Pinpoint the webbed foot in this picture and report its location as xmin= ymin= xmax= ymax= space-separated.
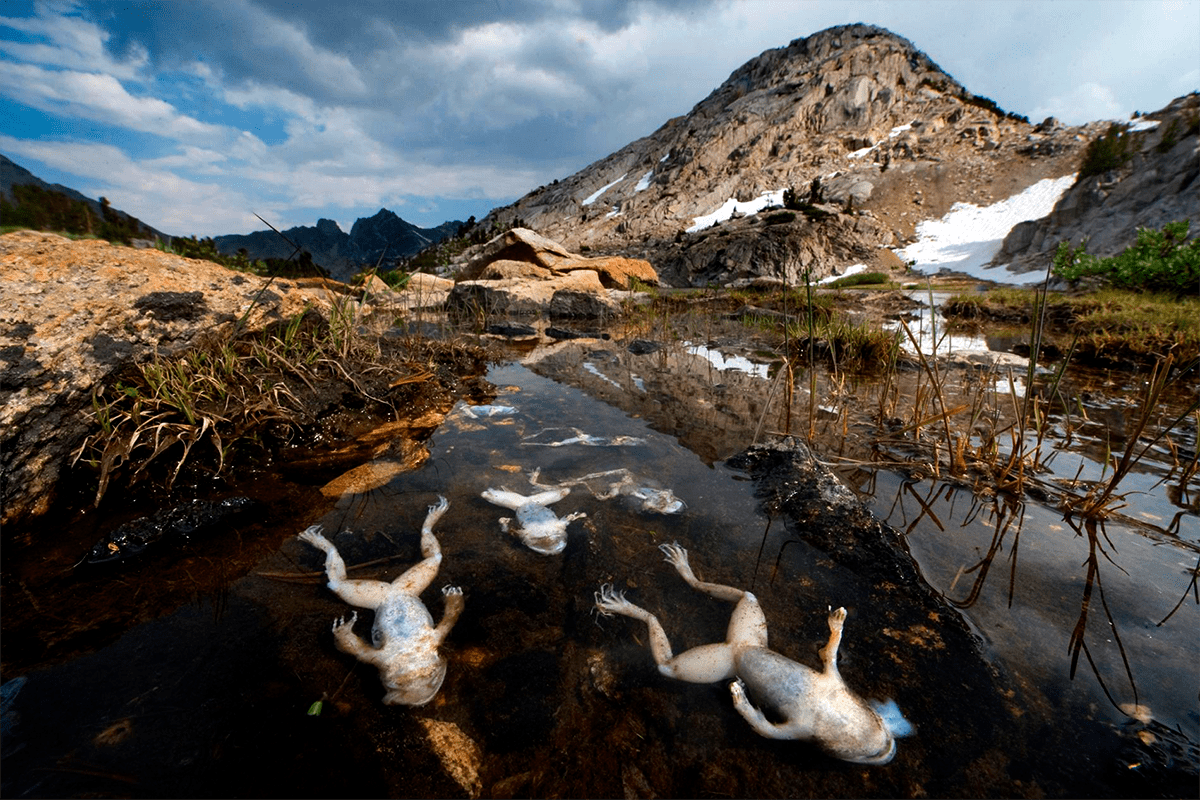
xmin=427 ymin=495 xmax=449 ymax=517
xmin=331 ymin=611 xmax=359 ymax=634
xmin=659 ymin=541 xmax=699 ymax=581
xmin=829 ymin=606 xmax=847 ymax=630
xmin=298 ymin=525 xmax=332 ymax=550
xmin=594 ymin=583 xmax=634 ymax=617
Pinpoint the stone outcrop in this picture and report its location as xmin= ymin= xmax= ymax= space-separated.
xmin=475 ymin=24 xmax=1100 ymax=286
xmin=0 ymin=231 xmax=348 ymax=527
xmin=994 ymin=93 xmax=1200 ymax=273
xmin=361 ymin=272 xmax=455 ymax=310
xmin=450 ymin=269 xmax=621 ymax=319
xmin=459 ymin=227 xmax=659 ymax=289
xmin=446 ymin=228 xmax=655 ymax=319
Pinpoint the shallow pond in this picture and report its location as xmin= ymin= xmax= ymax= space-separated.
xmin=2 ymin=313 xmax=1197 ymax=798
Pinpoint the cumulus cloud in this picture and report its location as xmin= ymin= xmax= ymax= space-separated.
xmin=1 ymin=0 xmax=1196 ymax=238
xmin=0 ymin=4 xmax=147 ymax=80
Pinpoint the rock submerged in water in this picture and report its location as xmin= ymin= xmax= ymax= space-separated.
xmin=82 ymin=496 xmax=260 ymax=567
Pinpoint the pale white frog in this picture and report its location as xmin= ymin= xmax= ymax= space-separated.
xmin=595 ymin=542 xmax=912 ymax=764
xmin=527 ymin=467 xmax=685 ymax=515
xmin=298 ymin=497 xmax=464 ymax=706
xmin=480 ymin=486 xmax=586 ymax=555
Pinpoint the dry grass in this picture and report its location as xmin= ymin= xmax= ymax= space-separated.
xmin=73 ymin=294 xmax=488 ymax=506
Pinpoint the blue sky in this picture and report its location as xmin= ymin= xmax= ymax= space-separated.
xmin=1 ymin=0 xmax=1197 ymax=239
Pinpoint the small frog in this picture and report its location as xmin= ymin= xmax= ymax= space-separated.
xmin=527 ymin=467 xmax=685 ymax=515
xmin=480 ymin=486 xmax=586 ymax=555
xmin=595 ymin=542 xmax=912 ymax=764
xmin=298 ymin=497 xmax=464 ymax=706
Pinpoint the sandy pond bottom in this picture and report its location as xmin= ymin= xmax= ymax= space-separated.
xmin=1 ymin=340 xmax=1197 ymax=798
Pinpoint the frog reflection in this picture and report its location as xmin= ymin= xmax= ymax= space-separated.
xmin=298 ymin=497 xmax=464 ymax=706
xmin=596 ymin=542 xmax=912 ymax=764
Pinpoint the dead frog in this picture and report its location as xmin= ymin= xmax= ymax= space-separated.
xmin=298 ymin=497 xmax=464 ymax=706
xmin=480 ymin=486 xmax=586 ymax=555
xmin=595 ymin=542 xmax=912 ymax=764
xmin=527 ymin=467 xmax=685 ymax=515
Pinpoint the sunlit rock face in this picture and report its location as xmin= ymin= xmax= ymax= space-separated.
xmin=0 ymin=231 xmax=339 ymax=528
xmin=475 ymin=23 xmax=1107 ymax=286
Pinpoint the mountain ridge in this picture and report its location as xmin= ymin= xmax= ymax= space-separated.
xmin=214 ymin=210 xmax=462 ymax=282
xmin=1 ymin=153 xmax=171 ymax=243
xmin=477 ymin=23 xmax=1108 ymax=286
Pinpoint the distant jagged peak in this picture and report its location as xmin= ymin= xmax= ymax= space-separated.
xmin=315 ymin=218 xmax=343 ymax=236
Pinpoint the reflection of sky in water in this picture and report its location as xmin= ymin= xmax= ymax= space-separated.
xmin=890 ymin=291 xmax=992 ymax=357
xmin=684 ymin=342 xmax=770 ymax=379
xmin=583 ymin=362 xmax=622 ymax=389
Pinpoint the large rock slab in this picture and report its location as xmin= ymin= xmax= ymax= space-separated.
xmin=449 ymin=270 xmax=620 ymax=318
xmin=459 ymin=227 xmax=659 ymax=289
xmin=0 ymin=231 xmax=339 ymax=528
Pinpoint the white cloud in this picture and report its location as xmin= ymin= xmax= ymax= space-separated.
xmin=0 ymin=60 xmax=230 ymax=143
xmin=0 ymin=5 xmax=147 ymax=80
xmin=1030 ymin=81 xmax=1126 ymax=125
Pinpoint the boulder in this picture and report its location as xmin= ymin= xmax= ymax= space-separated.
xmin=459 ymin=228 xmax=576 ymax=279
xmin=479 ymin=259 xmax=556 ymax=281
xmin=0 ymin=231 xmax=340 ymax=528
xmin=559 ymin=255 xmax=659 ymax=289
xmin=449 ymin=270 xmax=615 ymax=318
xmin=363 ymin=272 xmax=454 ymax=310
xmin=458 ymin=227 xmax=659 ymax=289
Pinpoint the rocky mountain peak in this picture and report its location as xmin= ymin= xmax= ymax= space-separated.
xmin=479 ymin=24 xmax=1099 ymax=286
xmin=315 ymin=218 xmax=343 ymax=237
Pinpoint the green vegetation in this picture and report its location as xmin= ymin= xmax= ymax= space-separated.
xmin=385 ymin=216 xmax=527 ymax=278
xmin=827 ymin=271 xmax=889 ymax=289
xmin=944 ymin=285 xmax=1200 ymax=364
xmin=0 ymin=184 xmax=152 ymax=244
xmin=781 ymin=183 xmax=833 ymax=221
xmin=160 ymin=236 xmax=330 ymax=279
xmin=1051 ymin=220 xmax=1199 ymax=296
xmin=1077 ymin=123 xmax=1136 ymax=178
xmin=764 ymin=211 xmax=796 ymax=225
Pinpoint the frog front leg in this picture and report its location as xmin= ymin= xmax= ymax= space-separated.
xmin=730 ymin=679 xmax=804 ymax=740
xmin=330 ymin=611 xmax=387 ymax=668
xmin=433 ymin=585 xmax=465 ymax=645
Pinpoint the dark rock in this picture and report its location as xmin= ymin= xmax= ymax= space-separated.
xmin=626 ymin=339 xmax=662 ymax=355
xmin=486 ymin=322 xmax=538 ymax=337
xmin=133 ymin=291 xmax=207 ymax=322
xmin=82 ymin=496 xmax=260 ymax=567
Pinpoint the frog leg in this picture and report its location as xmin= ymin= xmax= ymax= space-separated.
xmin=820 ymin=606 xmax=848 ymax=677
xmin=329 ymin=612 xmax=387 ymax=667
xmin=433 ymin=585 xmax=465 ymax=644
xmin=729 ymin=679 xmax=805 ymax=740
xmin=298 ymin=526 xmax=392 ymax=609
xmin=659 ymin=542 xmax=749 ymax=603
xmin=595 ymin=584 xmax=736 ymax=684
xmin=392 ymin=497 xmax=450 ymax=596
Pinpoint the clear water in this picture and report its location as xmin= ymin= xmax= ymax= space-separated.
xmin=2 ymin=325 xmax=1196 ymax=798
